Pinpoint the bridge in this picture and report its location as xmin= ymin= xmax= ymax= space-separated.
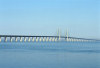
xmin=0 ymin=35 xmax=99 ymax=42
xmin=0 ymin=30 xmax=100 ymax=42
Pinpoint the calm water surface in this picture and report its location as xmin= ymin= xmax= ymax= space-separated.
xmin=0 ymin=42 xmax=100 ymax=68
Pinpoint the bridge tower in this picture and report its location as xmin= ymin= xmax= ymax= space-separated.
xmin=67 ymin=30 xmax=69 ymax=41
xmin=57 ymin=28 xmax=61 ymax=41
xmin=65 ymin=29 xmax=69 ymax=41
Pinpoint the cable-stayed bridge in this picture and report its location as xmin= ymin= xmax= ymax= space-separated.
xmin=0 ymin=29 xmax=100 ymax=42
xmin=0 ymin=35 xmax=99 ymax=42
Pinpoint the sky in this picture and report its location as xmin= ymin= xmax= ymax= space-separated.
xmin=0 ymin=0 xmax=100 ymax=39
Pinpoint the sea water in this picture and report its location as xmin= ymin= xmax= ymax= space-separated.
xmin=0 ymin=42 xmax=100 ymax=68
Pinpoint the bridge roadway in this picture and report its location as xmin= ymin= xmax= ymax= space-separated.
xmin=0 ymin=35 xmax=100 ymax=42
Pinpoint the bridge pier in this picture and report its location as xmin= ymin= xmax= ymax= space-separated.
xmin=71 ymin=38 xmax=73 ymax=42
xmin=15 ymin=37 xmax=18 ymax=42
xmin=55 ymin=37 xmax=57 ymax=41
xmin=85 ymin=40 xmax=88 ymax=42
xmin=57 ymin=38 xmax=59 ymax=41
xmin=67 ymin=38 xmax=69 ymax=41
xmin=36 ymin=37 xmax=38 ymax=42
xmin=65 ymin=38 xmax=67 ymax=41
xmin=52 ymin=37 xmax=55 ymax=42
xmin=76 ymin=39 xmax=78 ymax=42
xmin=76 ymin=39 xmax=79 ymax=42
xmin=81 ymin=39 xmax=83 ymax=42
xmin=0 ymin=37 xmax=1 ymax=42
xmin=78 ymin=39 xmax=81 ymax=42
xmin=28 ymin=37 xmax=31 ymax=42
xmin=75 ymin=39 xmax=77 ymax=42
xmin=20 ymin=37 xmax=22 ymax=42
xmin=5 ymin=37 xmax=7 ymax=42
xmin=59 ymin=36 xmax=60 ymax=41
xmin=10 ymin=37 xmax=13 ymax=42
xmin=49 ymin=37 xmax=51 ymax=42
xmin=43 ymin=37 xmax=45 ymax=42
xmin=73 ymin=39 xmax=76 ymax=42
xmin=39 ymin=37 xmax=42 ymax=42
xmin=46 ymin=37 xmax=49 ymax=42
xmin=68 ymin=38 xmax=71 ymax=42
xmin=24 ymin=37 xmax=26 ymax=42
xmin=32 ymin=37 xmax=34 ymax=42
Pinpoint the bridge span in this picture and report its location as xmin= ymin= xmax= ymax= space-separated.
xmin=0 ymin=35 xmax=99 ymax=42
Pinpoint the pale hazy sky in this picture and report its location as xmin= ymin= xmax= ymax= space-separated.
xmin=0 ymin=0 xmax=100 ymax=39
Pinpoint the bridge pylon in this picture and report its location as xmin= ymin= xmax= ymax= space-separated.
xmin=57 ymin=28 xmax=61 ymax=41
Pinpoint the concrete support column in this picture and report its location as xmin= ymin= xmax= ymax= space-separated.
xmin=10 ymin=37 xmax=13 ymax=42
xmin=74 ymin=39 xmax=76 ymax=42
xmin=59 ymin=36 xmax=60 ymax=41
xmin=55 ymin=37 xmax=57 ymax=42
xmin=46 ymin=37 xmax=48 ymax=42
xmin=57 ymin=38 xmax=59 ymax=41
xmin=28 ymin=37 xmax=31 ymax=42
xmin=32 ymin=37 xmax=34 ymax=42
xmin=0 ymin=37 xmax=1 ymax=42
xmin=67 ymin=38 xmax=69 ymax=41
xmin=39 ymin=37 xmax=42 ymax=42
xmin=77 ymin=39 xmax=79 ymax=42
xmin=15 ymin=37 xmax=18 ymax=42
xmin=81 ymin=40 xmax=84 ymax=42
xmin=5 ymin=37 xmax=7 ymax=42
xmin=78 ymin=39 xmax=81 ymax=42
xmin=71 ymin=38 xmax=74 ymax=42
xmin=24 ymin=37 xmax=26 ymax=42
xmin=65 ymin=38 xmax=66 ymax=41
xmin=85 ymin=40 xmax=88 ymax=42
xmin=86 ymin=40 xmax=89 ymax=42
xmin=20 ymin=37 xmax=22 ymax=42
xmin=73 ymin=39 xmax=75 ymax=42
xmin=43 ymin=37 xmax=45 ymax=42
xmin=68 ymin=38 xmax=71 ymax=42
xmin=52 ymin=37 xmax=54 ymax=42
xmin=36 ymin=37 xmax=38 ymax=42
xmin=49 ymin=37 xmax=51 ymax=42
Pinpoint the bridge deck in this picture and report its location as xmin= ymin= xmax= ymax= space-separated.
xmin=0 ymin=35 xmax=100 ymax=41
